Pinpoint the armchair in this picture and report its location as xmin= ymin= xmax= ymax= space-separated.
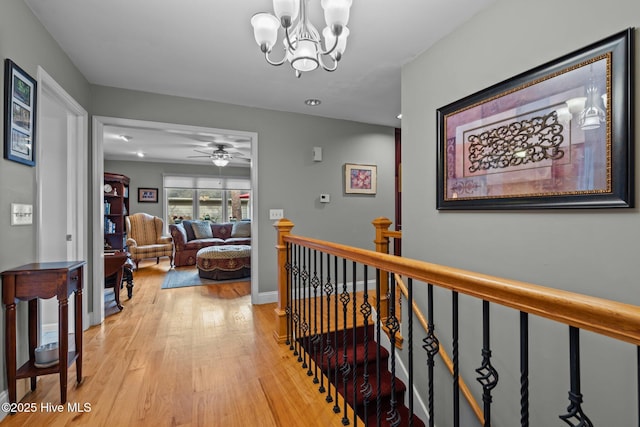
xmin=126 ymin=213 xmax=174 ymax=268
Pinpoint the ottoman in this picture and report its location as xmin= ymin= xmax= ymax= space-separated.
xmin=196 ymin=245 xmax=251 ymax=280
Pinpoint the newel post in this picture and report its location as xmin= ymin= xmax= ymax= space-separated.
xmin=372 ymin=217 xmax=392 ymax=319
xmin=274 ymin=218 xmax=294 ymax=343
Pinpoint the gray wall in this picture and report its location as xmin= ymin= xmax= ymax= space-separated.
xmin=402 ymin=0 xmax=639 ymax=425
xmin=93 ymin=86 xmax=396 ymax=297
xmin=0 ymin=0 xmax=91 ymax=399
xmin=104 ymin=159 xmax=250 ymax=219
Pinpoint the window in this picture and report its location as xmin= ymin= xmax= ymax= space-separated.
xmin=164 ymin=175 xmax=251 ymax=226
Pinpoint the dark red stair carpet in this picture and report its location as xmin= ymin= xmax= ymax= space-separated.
xmin=300 ymin=325 xmax=426 ymax=427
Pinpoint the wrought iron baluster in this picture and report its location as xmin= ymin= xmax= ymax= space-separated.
xmin=376 ymin=269 xmax=382 ymax=427
xmin=285 ymin=242 xmax=292 ymax=348
xmin=453 ymin=291 xmax=459 ymax=427
xmin=423 ymin=284 xmax=439 ymax=427
xmin=324 ymin=253 xmax=335 ymax=402
xmin=311 ymin=249 xmax=321 ymax=382
xmin=351 ymin=261 xmax=358 ymax=426
xmin=408 ymin=278 xmax=414 ymax=427
xmin=340 ymin=257 xmax=351 ymax=425
xmin=520 ymin=312 xmax=529 ymax=427
xmin=360 ymin=265 xmax=372 ymax=426
xmin=333 ymin=255 xmax=341 ymax=414
xmin=559 ymin=326 xmax=593 ymax=427
xmin=302 ymin=247 xmax=310 ymax=370
xmin=292 ymin=244 xmax=300 ymax=358
xmin=318 ymin=251 xmax=325 ymax=393
xmin=476 ymin=300 xmax=499 ymax=427
xmin=386 ymin=273 xmax=400 ymax=427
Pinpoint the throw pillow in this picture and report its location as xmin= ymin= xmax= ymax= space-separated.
xmin=182 ymin=220 xmax=196 ymax=241
xmin=231 ymin=221 xmax=251 ymax=238
xmin=191 ymin=221 xmax=213 ymax=239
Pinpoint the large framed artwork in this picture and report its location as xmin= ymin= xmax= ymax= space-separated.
xmin=4 ymin=59 xmax=37 ymax=166
xmin=436 ymin=28 xmax=634 ymax=209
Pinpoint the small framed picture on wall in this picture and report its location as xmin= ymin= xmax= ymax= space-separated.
xmin=344 ymin=163 xmax=377 ymax=195
xmin=138 ymin=187 xmax=158 ymax=203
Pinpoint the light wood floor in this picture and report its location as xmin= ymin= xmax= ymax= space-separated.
xmin=0 ymin=259 xmax=354 ymax=426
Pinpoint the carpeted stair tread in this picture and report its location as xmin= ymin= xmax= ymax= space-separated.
xmin=316 ymin=341 xmax=390 ymax=372
xmin=336 ymin=369 xmax=407 ymax=409
xmin=362 ymin=404 xmax=427 ymax=427
xmin=299 ymin=323 xmax=426 ymax=426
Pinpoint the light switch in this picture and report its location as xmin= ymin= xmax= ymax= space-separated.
xmin=320 ymin=194 xmax=330 ymax=203
xmin=269 ymin=209 xmax=284 ymax=220
xmin=11 ymin=203 xmax=33 ymax=226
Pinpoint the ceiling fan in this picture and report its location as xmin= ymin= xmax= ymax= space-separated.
xmin=188 ymin=144 xmax=250 ymax=167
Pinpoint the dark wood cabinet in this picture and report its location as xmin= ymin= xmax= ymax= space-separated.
xmin=104 ymin=173 xmax=130 ymax=251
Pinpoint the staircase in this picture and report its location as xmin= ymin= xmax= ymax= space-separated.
xmin=301 ymin=325 xmax=425 ymax=427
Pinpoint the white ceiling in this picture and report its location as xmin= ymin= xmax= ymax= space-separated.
xmin=25 ymin=0 xmax=496 ymax=166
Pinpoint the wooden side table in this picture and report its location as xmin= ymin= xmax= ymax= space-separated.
xmin=2 ymin=261 xmax=86 ymax=406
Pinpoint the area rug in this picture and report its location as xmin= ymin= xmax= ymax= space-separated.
xmin=161 ymin=268 xmax=250 ymax=289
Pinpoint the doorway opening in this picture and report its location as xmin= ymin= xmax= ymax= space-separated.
xmin=91 ymin=117 xmax=258 ymax=325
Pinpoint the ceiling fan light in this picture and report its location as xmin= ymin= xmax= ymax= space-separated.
xmin=213 ymin=158 xmax=229 ymax=167
xmin=251 ymin=13 xmax=280 ymax=51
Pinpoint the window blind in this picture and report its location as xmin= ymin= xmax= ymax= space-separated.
xmin=163 ymin=174 xmax=250 ymax=190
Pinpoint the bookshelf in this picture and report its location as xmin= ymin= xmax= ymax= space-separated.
xmin=103 ymin=172 xmax=130 ymax=251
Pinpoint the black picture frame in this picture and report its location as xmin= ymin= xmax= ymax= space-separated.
xmin=138 ymin=187 xmax=158 ymax=203
xmin=4 ymin=59 xmax=37 ymax=166
xmin=436 ymin=28 xmax=634 ymax=210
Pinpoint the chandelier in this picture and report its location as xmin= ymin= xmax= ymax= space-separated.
xmin=578 ymin=76 xmax=606 ymax=130
xmin=250 ymin=0 xmax=352 ymax=77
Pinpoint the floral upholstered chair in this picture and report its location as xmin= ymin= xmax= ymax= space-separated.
xmin=125 ymin=213 xmax=173 ymax=268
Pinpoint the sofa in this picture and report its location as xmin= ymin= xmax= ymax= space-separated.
xmin=169 ymin=220 xmax=251 ymax=267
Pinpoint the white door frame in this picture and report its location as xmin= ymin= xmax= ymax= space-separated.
xmin=36 ymin=67 xmax=89 ymax=329
xmin=91 ymin=116 xmax=259 ymax=325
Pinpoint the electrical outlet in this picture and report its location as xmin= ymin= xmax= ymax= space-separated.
xmin=269 ymin=209 xmax=284 ymax=220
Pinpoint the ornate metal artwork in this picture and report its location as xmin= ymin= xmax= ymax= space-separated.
xmin=467 ymin=111 xmax=565 ymax=173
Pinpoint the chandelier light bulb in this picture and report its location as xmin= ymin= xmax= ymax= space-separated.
xmin=273 ymin=0 xmax=299 ymax=26
xmin=322 ymin=26 xmax=349 ymax=60
xmin=321 ymin=0 xmax=352 ymax=28
xmin=251 ymin=13 xmax=280 ymax=52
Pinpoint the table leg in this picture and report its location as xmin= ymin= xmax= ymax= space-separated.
xmin=74 ymin=288 xmax=83 ymax=383
xmin=28 ymin=300 xmax=38 ymax=391
xmin=125 ymin=267 xmax=134 ymax=299
xmin=113 ymin=269 xmax=124 ymax=311
xmin=58 ymin=297 xmax=68 ymax=404
xmin=5 ymin=302 xmax=16 ymax=406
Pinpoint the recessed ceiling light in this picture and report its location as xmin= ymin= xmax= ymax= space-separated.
xmin=397 ymin=114 xmax=402 ymax=119
xmin=136 ymin=152 xmax=144 ymax=158
xmin=304 ymin=98 xmax=321 ymax=106
xmin=118 ymin=135 xmax=132 ymax=142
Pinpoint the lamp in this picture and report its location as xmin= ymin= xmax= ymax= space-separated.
xmin=251 ymin=0 xmax=352 ymax=77
xmin=212 ymin=150 xmax=230 ymax=167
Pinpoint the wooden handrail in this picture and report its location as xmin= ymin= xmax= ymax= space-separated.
xmin=394 ymin=273 xmax=484 ymax=423
xmin=282 ymin=233 xmax=640 ymax=346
